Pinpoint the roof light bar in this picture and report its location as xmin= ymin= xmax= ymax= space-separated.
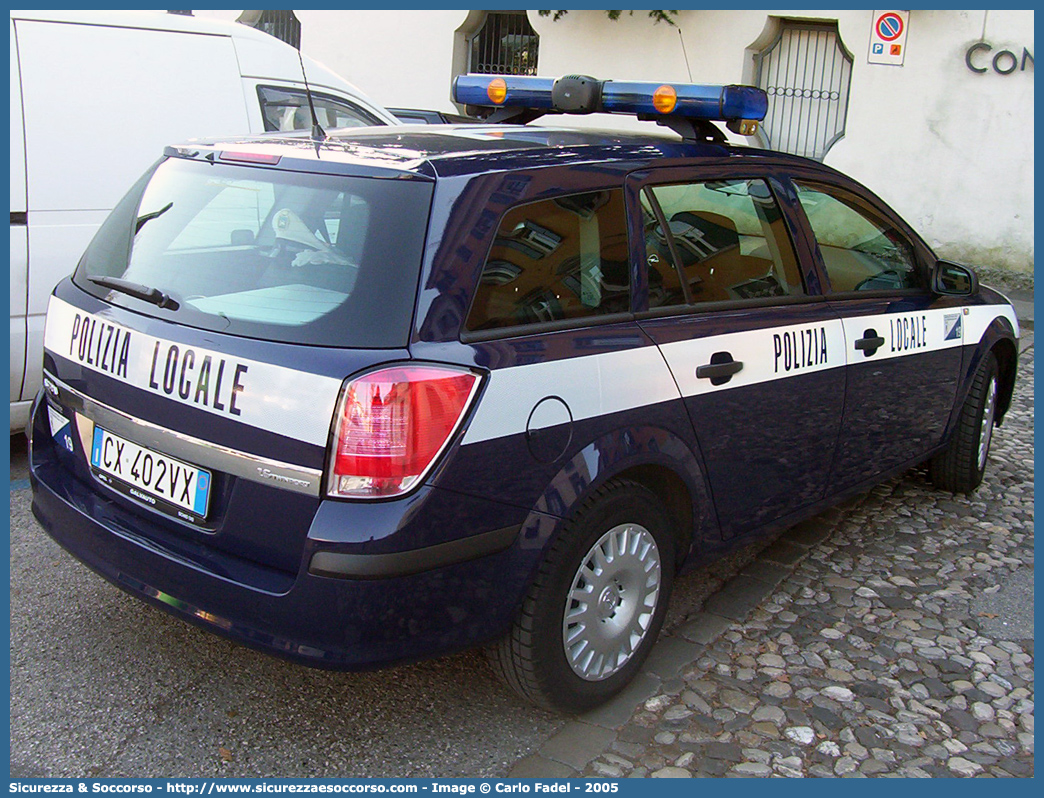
xmin=601 ymin=81 xmax=768 ymax=123
xmin=452 ymin=74 xmax=768 ymax=132
xmin=455 ymin=75 xmax=557 ymax=110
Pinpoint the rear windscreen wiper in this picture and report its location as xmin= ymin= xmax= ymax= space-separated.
xmin=135 ymin=202 xmax=173 ymax=233
xmin=89 ymin=276 xmax=180 ymax=311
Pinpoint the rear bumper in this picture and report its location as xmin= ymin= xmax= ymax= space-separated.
xmin=28 ymin=392 xmax=555 ymax=669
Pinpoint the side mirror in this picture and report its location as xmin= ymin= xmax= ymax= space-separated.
xmin=932 ymin=260 xmax=979 ymax=296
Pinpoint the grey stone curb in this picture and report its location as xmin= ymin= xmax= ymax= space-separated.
xmin=506 ymin=506 xmax=868 ymax=777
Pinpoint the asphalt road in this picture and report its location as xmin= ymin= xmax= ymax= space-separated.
xmin=9 ymin=434 xmax=766 ymax=779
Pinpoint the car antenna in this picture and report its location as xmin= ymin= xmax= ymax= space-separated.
xmin=296 ymin=46 xmax=326 ymax=150
xmin=677 ymin=27 xmax=694 ymax=82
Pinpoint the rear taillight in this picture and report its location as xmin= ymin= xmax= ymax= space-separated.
xmin=326 ymin=365 xmax=480 ymax=499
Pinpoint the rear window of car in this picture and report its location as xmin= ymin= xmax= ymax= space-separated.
xmin=466 ymin=189 xmax=630 ymax=332
xmin=73 ymin=157 xmax=433 ymax=348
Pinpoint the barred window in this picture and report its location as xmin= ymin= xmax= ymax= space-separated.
xmin=754 ymin=20 xmax=853 ymax=161
xmin=237 ymin=10 xmax=301 ymax=50
xmin=467 ymin=11 xmax=539 ymax=75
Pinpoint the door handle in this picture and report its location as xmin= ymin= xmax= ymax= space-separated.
xmin=696 ymin=354 xmax=743 ymax=385
xmin=854 ymin=329 xmax=885 ymax=356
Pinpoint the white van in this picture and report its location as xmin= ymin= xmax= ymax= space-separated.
xmin=9 ymin=10 xmax=398 ymax=432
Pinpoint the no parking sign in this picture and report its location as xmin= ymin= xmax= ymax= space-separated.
xmin=869 ymin=9 xmax=910 ymax=65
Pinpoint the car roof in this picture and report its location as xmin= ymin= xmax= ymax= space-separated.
xmin=175 ymin=123 xmax=824 ymax=181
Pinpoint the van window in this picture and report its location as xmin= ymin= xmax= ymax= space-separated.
xmin=74 ymin=158 xmax=432 ymax=348
xmin=258 ymin=86 xmax=382 ymax=132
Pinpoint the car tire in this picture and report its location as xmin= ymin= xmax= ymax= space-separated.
xmin=491 ymin=478 xmax=675 ymax=712
xmin=929 ymin=351 xmax=999 ymax=493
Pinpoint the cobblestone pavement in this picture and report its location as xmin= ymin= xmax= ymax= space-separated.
xmin=513 ymin=344 xmax=1034 ymax=779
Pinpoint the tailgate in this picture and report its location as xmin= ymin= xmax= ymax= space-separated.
xmin=40 ymin=283 xmax=407 ymax=574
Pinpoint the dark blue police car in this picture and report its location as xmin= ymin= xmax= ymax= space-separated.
xmin=29 ymin=75 xmax=1019 ymax=711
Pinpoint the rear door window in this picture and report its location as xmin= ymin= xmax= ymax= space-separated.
xmin=466 ymin=189 xmax=630 ymax=332
xmin=642 ymin=178 xmax=804 ymax=307
xmin=75 ymin=158 xmax=432 ymax=348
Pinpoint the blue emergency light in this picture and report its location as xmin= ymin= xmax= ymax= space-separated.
xmin=452 ymin=74 xmax=768 ymax=137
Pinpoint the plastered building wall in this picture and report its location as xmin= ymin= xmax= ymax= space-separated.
xmin=194 ymin=9 xmax=1034 ymax=274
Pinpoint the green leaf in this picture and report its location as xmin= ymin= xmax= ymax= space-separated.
xmin=538 ymin=10 xmax=679 ymax=26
